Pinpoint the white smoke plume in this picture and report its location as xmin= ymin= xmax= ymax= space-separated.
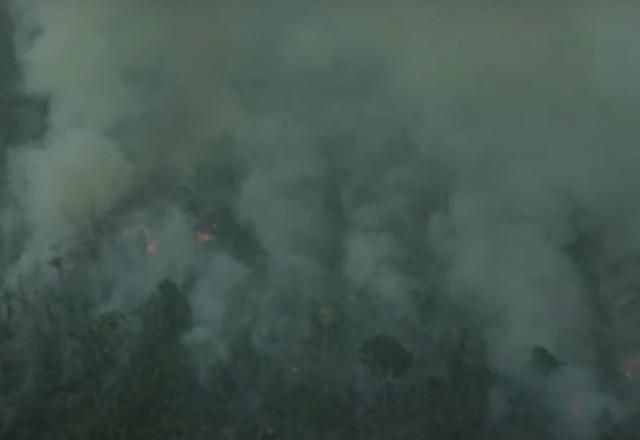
xmin=3 ymin=0 xmax=640 ymax=437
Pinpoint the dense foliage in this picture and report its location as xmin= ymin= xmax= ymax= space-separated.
xmin=0 ymin=274 xmax=638 ymax=440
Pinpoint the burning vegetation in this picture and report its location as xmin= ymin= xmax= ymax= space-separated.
xmin=140 ymin=224 xmax=215 ymax=256
xmin=3 ymin=1 xmax=640 ymax=439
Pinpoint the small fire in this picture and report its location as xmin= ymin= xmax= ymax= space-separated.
xmin=141 ymin=225 xmax=158 ymax=255
xmin=134 ymin=223 xmax=215 ymax=256
xmin=145 ymin=239 xmax=158 ymax=255
xmin=196 ymin=230 xmax=216 ymax=243
xmin=620 ymin=358 xmax=640 ymax=379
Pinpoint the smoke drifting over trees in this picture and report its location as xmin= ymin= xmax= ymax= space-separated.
xmin=1 ymin=1 xmax=640 ymax=438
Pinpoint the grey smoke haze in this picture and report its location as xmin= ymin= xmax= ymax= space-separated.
xmin=3 ymin=0 xmax=640 ymax=437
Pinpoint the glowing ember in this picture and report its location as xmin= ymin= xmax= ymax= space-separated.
xmin=145 ymin=239 xmax=158 ymax=255
xmin=132 ymin=223 xmax=215 ymax=255
xmin=141 ymin=225 xmax=158 ymax=255
xmin=620 ymin=358 xmax=640 ymax=379
xmin=196 ymin=230 xmax=215 ymax=243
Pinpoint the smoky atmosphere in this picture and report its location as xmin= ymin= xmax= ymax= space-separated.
xmin=1 ymin=1 xmax=640 ymax=439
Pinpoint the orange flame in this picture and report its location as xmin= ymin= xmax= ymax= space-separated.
xmin=135 ymin=224 xmax=215 ymax=255
xmin=141 ymin=225 xmax=158 ymax=255
xmin=196 ymin=230 xmax=216 ymax=243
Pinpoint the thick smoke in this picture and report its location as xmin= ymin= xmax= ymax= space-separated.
xmin=2 ymin=0 xmax=640 ymax=438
